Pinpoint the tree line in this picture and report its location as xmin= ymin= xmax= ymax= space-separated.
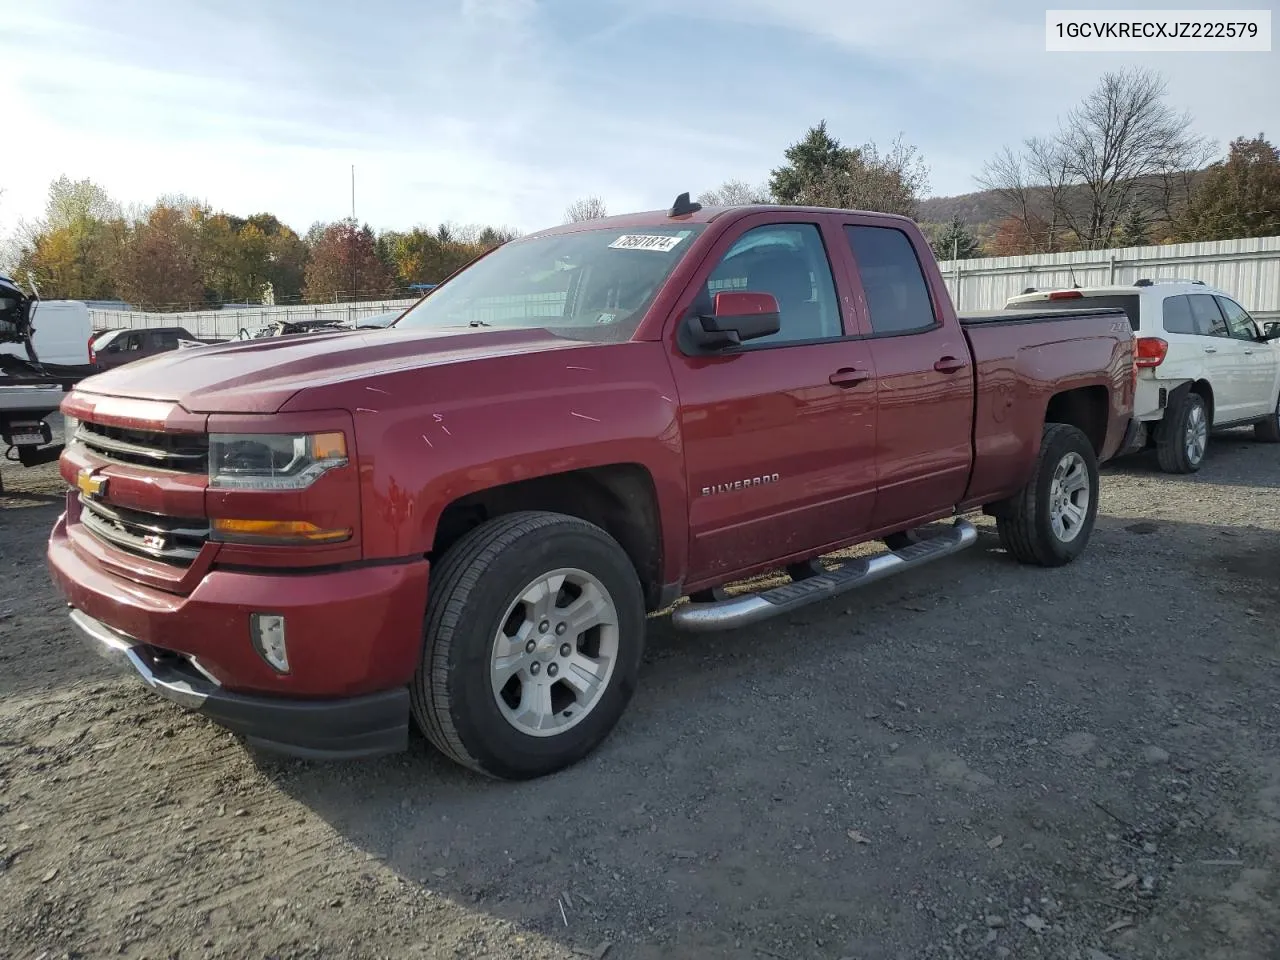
xmin=8 ymin=179 xmax=520 ymax=310
xmin=8 ymin=66 xmax=1278 ymax=309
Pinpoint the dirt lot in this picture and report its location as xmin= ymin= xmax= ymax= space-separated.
xmin=2 ymin=425 xmax=1279 ymax=960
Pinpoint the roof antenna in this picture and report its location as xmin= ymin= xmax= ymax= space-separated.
xmin=1068 ymin=265 xmax=1080 ymax=289
xmin=669 ymin=192 xmax=702 ymax=218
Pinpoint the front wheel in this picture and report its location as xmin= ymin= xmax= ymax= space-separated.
xmin=996 ymin=423 xmax=1100 ymax=567
xmin=411 ymin=511 xmax=646 ymax=780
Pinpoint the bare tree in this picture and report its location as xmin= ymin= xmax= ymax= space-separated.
xmin=564 ymin=196 xmax=608 ymax=222
xmin=978 ymin=68 xmax=1211 ymax=251
xmin=1058 ymin=68 xmax=1209 ymax=247
xmin=697 ymin=179 xmax=771 ymax=206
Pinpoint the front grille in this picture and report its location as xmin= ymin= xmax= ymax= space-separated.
xmin=79 ymin=495 xmax=210 ymax=566
xmin=78 ymin=422 xmax=208 ymax=473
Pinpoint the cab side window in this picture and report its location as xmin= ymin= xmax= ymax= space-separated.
xmin=704 ymin=223 xmax=842 ymax=346
xmin=1215 ymin=296 xmax=1258 ymax=340
xmin=1188 ymin=295 xmax=1230 ymax=338
xmin=844 ymin=225 xmax=938 ymax=336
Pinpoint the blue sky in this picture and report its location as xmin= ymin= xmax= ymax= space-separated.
xmin=1 ymin=0 xmax=1275 ymax=237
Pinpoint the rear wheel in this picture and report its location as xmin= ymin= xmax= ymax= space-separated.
xmin=411 ymin=511 xmax=646 ymax=780
xmin=1156 ymin=391 xmax=1208 ymax=473
xmin=995 ymin=423 xmax=1099 ymax=567
xmin=1254 ymin=394 xmax=1280 ymax=443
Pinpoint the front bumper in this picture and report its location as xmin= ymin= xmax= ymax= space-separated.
xmin=48 ymin=512 xmax=431 ymax=697
xmin=70 ymin=608 xmax=410 ymax=759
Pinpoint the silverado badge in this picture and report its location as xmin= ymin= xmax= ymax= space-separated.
xmin=76 ymin=469 xmax=107 ymax=499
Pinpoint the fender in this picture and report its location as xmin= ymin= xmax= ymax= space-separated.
xmin=341 ymin=339 xmax=690 ymax=583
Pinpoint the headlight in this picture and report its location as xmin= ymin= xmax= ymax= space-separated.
xmin=208 ymin=432 xmax=348 ymax=490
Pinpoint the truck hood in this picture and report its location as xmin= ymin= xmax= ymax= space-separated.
xmin=74 ymin=327 xmax=588 ymax=414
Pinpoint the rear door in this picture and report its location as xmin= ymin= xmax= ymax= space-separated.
xmin=667 ymin=214 xmax=879 ymax=582
xmin=1216 ymin=295 xmax=1279 ymax=420
xmin=1187 ymin=294 xmax=1250 ymax=422
xmin=837 ymin=219 xmax=974 ymax=532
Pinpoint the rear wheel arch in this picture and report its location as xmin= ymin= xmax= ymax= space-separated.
xmin=1166 ymin=378 xmax=1214 ymax=426
xmin=426 ymin=464 xmax=666 ymax=611
xmin=1043 ymin=385 xmax=1109 ymax=456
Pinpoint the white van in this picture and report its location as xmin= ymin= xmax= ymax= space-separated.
xmin=0 ymin=300 xmax=93 ymax=367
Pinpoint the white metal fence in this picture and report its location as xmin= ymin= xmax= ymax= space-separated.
xmin=87 ymin=234 xmax=1280 ymax=336
xmin=936 ymin=235 xmax=1280 ymax=321
xmin=88 ymin=299 xmax=418 ymax=339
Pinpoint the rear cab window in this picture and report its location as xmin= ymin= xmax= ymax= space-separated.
xmin=843 ymin=225 xmax=937 ymax=335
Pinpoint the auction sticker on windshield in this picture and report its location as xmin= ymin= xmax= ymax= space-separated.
xmin=609 ymin=234 xmax=688 ymax=252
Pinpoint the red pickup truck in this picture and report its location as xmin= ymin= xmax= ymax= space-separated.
xmin=49 ymin=197 xmax=1137 ymax=779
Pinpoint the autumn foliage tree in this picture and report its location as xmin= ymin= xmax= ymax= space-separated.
xmin=15 ymin=176 xmax=124 ymax=300
xmin=115 ymin=204 xmax=204 ymax=310
xmin=1177 ymin=135 xmax=1280 ymax=241
xmin=302 ymin=220 xmax=396 ymax=302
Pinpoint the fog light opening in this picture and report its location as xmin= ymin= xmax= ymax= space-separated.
xmin=250 ymin=613 xmax=290 ymax=673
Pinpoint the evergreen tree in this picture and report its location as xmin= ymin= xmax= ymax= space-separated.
xmin=930 ymin=215 xmax=981 ymax=260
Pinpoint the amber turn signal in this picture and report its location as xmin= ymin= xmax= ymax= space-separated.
xmin=308 ymin=432 xmax=347 ymax=461
xmin=211 ymin=518 xmax=352 ymax=544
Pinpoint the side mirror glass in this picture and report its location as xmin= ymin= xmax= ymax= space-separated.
xmin=1260 ymin=321 xmax=1280 ymax=341
xmin=687 ymin=291 xmax=781 ymax=350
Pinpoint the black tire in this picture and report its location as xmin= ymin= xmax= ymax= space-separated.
xmin=1156 ymin=391 xmax=1208 ymax=473
xmin=411 ymin=511 xmax=646 ymax=780
xmin=995 ymin=423 xmax=1100 ymax=568
xmin=1254 ymin=394 xmax=1280 ymax=443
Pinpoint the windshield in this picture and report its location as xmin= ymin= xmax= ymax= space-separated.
xmin=394 ymin=224 xmax=705 ymax=341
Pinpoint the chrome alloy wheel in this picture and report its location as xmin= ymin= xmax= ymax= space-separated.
xmin=1048 ymin=451 xmax=1091 ymax=543
xmin=489 ymin=568 xmax=619 ymax=737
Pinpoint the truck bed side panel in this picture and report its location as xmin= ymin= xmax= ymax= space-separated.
xmin=960 ymin=312 xmax=1133 ymax=507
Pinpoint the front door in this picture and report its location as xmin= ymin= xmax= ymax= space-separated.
xmin=1217 ymin=295 xmax=1279 ymax=420
xmin=837 ymin=220 xmax=975 ymax=531
xmin=1188 ymin=294 xmax=1250 ymax=422
xmin=666 ymin=217 xmax=878 ymax=584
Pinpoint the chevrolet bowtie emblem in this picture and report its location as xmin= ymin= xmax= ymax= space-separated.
xmin=76 ymin=470 xmax=107 ymax=498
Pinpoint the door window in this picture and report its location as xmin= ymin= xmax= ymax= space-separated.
xmin=704 ymin=223 xmax=842 ymax=345
xmin=1161 ymin=295 xmax=1197 ymax=335
xmin=1215 ymin=296 xmax=1259 ymax=340
xmin=1188 ymin=295 xmax=1230 ymax=338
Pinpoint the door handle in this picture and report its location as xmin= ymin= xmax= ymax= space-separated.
xmin=1204 ymin=347 xmax=1217 ymax=353
xmin=934 ymin=356 xmax=967 ymax=374
xmin=829 ymin=367 xmax=870 ymax=388
xmin=1244 ymin=349 xmax=1254 ymax=355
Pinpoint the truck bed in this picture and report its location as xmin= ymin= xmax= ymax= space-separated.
xmin=960 ymin=305 xmax=1134 ymax=509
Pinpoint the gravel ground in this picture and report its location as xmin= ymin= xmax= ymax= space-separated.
xmin=2 ymin=424 xmax=1279 ymax=960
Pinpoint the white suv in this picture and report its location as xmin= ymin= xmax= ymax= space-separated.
xmin=1007 ymin=280 xmax=1280 ymax=473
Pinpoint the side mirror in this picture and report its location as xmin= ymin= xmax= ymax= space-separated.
xmin=687 ymin=291 xmax=781 ymax=349
xmin=1259 ymin=321 xmax=1280 ymax=341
